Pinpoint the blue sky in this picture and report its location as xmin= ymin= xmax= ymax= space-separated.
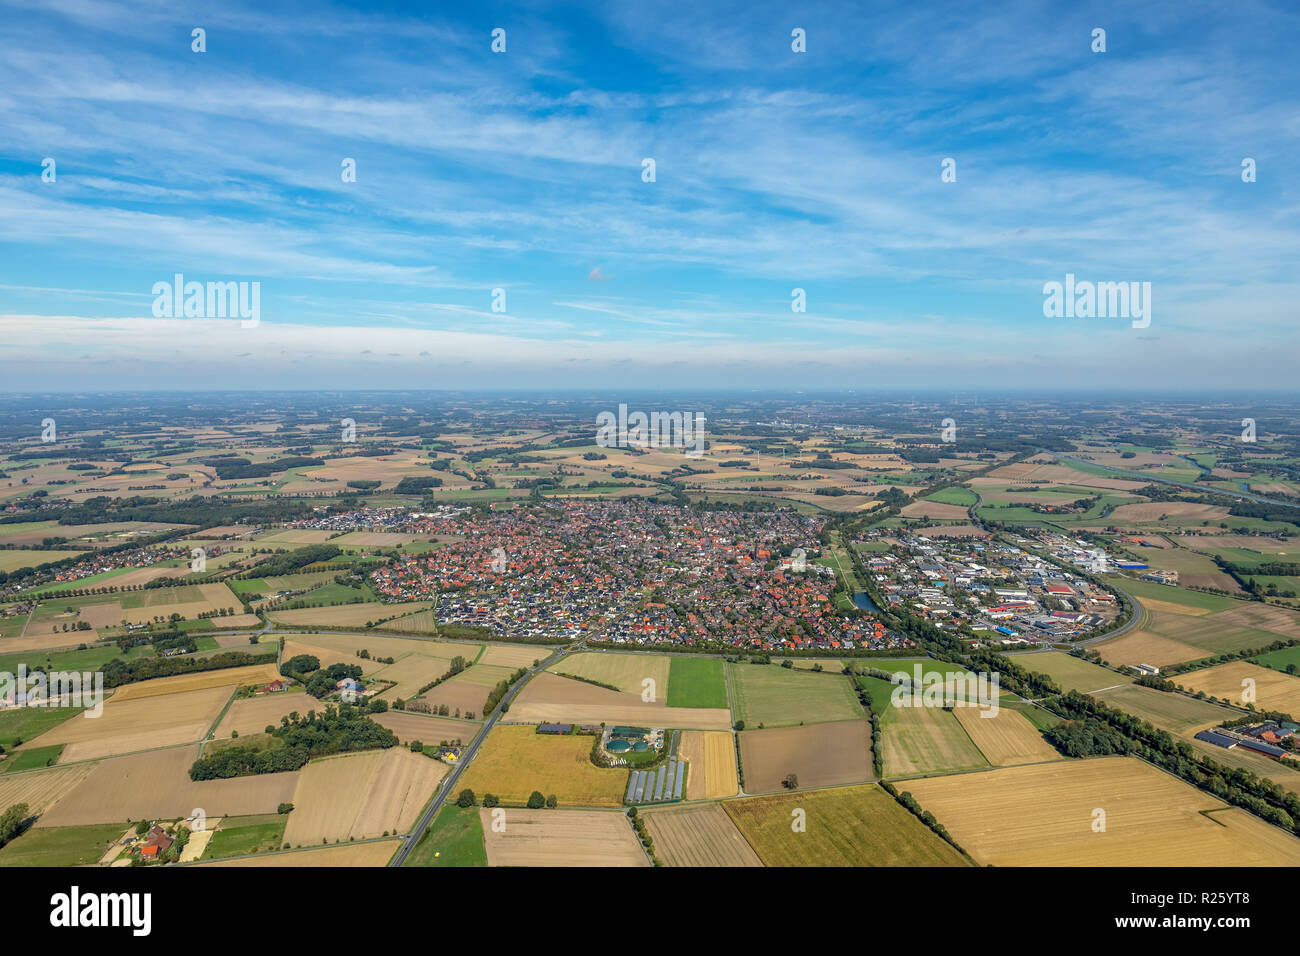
xmin=1 ymin=0 xmax=1297 ymax=391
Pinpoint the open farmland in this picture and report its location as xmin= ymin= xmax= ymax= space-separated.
xmin=547 ymin=652 xmax=671 ymax=695
xmin=282 ymin=748 xmax=445 ymax=846
xmin=1018 ymin=652 xmax=1132 ymax=694
xmin=903 ymin=757 xmax=1300 ymax=866
xmin=1092 ymin=683 xmax=1236 ymax=734
xmin=953 ymin=707 xmax=1061 ymax=766
xmin=679 ymin=730 xmax=739 ymax=799
xmin=879 ymin=705 xmax=988 ymax=778
xmin=107 ymin=663 xmax=282 ymax=701
xmin=269 ymin=600 xmax=433 ymax=628
xmin=476 ymin=644 xmax=547 ymax=669
xmin=506 ymin=673 xmax=731 ymax=730
xmin=728 ymin=663 xmax=863 ymax=728
xmin=214 ymin=692 xmax=311 ymax=739
xmin=666 ymin=657 xmax=727 ymax=708
xmin=642 ymin=803 xmax=761 ymax=867
xmin=25 ymin=684 xmax=232 ymax=763
xmin=36 ymin=744 xmax=299 ymax=827
xmin=373 ymin=711 xmax=480 ymax=746
xmin=197 ymin=840 xmax=401 ymax=867
xmin=0 ymin=761 xmax=99 ymax=815
xmin=723 ymin=785 xmax=970 ymax=866
xmin=458 ymin=723 xmax=628 ymax=807
xmin=478 ymin=808 xmax=648 ymax=867
xmin=739 ymin=720 xmax=873 ymax=793
xmin=1176 ymin=661 xmax=1300 ymax=713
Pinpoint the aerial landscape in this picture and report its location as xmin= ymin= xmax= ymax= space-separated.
xmin=0 ymin=0 xmax=1297 ymax=931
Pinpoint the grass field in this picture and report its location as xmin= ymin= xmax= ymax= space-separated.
xmin=903 ymin=756 xmax=1300 ymax=866
xmin=404 ymin=803 xmax=487 ymax=867
xmin=201 ymin=813 xmax=289 ymax=859
xmin=1018 ymin=652 xmax=1132 ymax=694
xmin=722 ymin=785 xmax=970 ymax=866
xmin=642 ymin=803 xmax=761 ymax=867
xmin=728 ymin=663 xmax=863 ymax=728
xmin=0 ymin=706 xmax=80 ymax=748
xmin=1 ymin=744 xmax=64 ymax=773
xmin=666 ymin=657 xmax=727 ymax=708
xmin=1254 ymin=645 xmax=1300 ymax=673
xmin=458 ymin=724 xmax=628 ymax=807
xmin=1092 ymin=683 xmax=1233 ymax=734
xmin=0 ymin=822 xmax=126 ymax=867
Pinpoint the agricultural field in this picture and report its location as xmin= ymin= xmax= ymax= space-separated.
xmin=738 ymin=720 xmax=873 ymax=793
xmin=197 ymin=840 xmax=401 ymax=867
xmin=404 ymin=803 xmax=486 ymax=867
xmin=0 ymin=761 xmax=99 ymax=815
xmin=506 ymin=672 xmax=731 ymax=730
xmin=546 ymin=651 xmax=670 ymax=695
xmin=108 ymin=663 xmax=281 ymax=701
xmin=679 ymin=730 xmax=739 ymax=799
xmin=476 ymin=644 xmax=547 ymax=669
xmin=952 ymin=707 xmax=1061 ymax=767
xmin=1175 ymin=661 xmax=1300 ymax=714
xmin=1018 ymin=652 xmax=1132 ymax=694
xmin=477 ymin=808 xmax=648 ymax=867
xmin=642 ymin=803 xmax=761 ymax=867
xmin=0 ymin=550 xmax=84 ymax=572
xmin=457 ymin=724 xmax=629 ymax=807
xmin=903 ymin=757 xmax=1300 ymax=866
xmin=722 ymin=785 xmax=970 ymax=867
xmin=281 ymin=748 xmax=445 ymax=846
xmin=200 ymin=813 xmax=289 ymax=860
xmin=1091 ymin=684 xmax=1233 ymax=735
xmin=666 ymin=657 xmax=728 ymax=708
xmin=213 ymin=691 xmax=311 ymax=739
xmin=878 ymin=705 xmax=988 ymax=778
xmin=0 ymin=823 xmax=128 ymax=867
xmin=36 ymin=744 xmax=299 ymax=827
xmin=372 ymin=711 xmax=480 ymax=747
xmin=728 ymin=663 xmax=863 ymax=728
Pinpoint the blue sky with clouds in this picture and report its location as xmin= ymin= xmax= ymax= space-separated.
xmin=1 ymin=0 xmax=1297 ymax=391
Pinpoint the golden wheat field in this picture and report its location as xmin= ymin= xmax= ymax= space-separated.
xmin=953 ymin=707 xmax=1061 ymax=766
xmin=1176 ymin=661 xmax=1300 ymax=713
xmin=108 ymin=664 xmax=282 ymax=701
xmin=0 ymin=761 xmax=100 ymax=815
xmin=282 ymin=748 xmax=445 ymax=846
xmin=902 ymin=757 xmax=1300 ymax=866
xmin=679 ymin=730 xmax=739 ymax=799
xmin=478 ymin=808 xmax=648 ymax=867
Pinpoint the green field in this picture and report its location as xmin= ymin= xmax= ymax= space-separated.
xmin=0 ymin=706 xmax=81 ymax=748
xmin=1092 ymin=684 xmax=1235 ymax=735
xmin=0 ymin=744 xmax=64 ymax=773
xmin=201 ymin=813 xmax=288 ymax=859
xmin=1016 ymin=652 xmax=1133 ymax=694
xmin=666 ymin=657 xmax=727 ymax=709
xmin=404 ymin=804 xmax=487 ymax=867
xmin=1115 ymin=576 xmax=1241 ymax=612
xmin=721 ymin=785 xmax=970 ymax=866
xmin=0 ymin=641 xmax=154 ymax=678
xmin=728 ymin=662 xmax=864 ymax=728
xmin=0 ymin=823 xmax=125 ymax=867
xmin=1254 ymin=646 xmax=1300 ymax=673
xmin=922 ymin=487 xmax=977 ymax=506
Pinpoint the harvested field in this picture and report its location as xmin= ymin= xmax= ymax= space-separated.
xmin=282 ymin=748 xmax=446 ymax=846
xmin=643 ymin=803 xmax=761 ymax=867
xmin=1136 ymin=597 xmax=1215 ymax=617
xmin=1094 ymin=629 xmax=1204 ymax=669
xmin=546 ymin=652 xmax=671 ymax=695
xmin=680 ymin=730 xmax=738 ymax=799
xmin=903 ymin=757 xmax=1300 ymax=866
xmin=108 ymin=664 xmax=282 ymax=702
xmin=214 ymin=693 xmax=311 ymax=739
xmin=372 ymin=711 xmax=480 ymax=746
xmin=198 ymin=840 xmax=400 ymax=866
xmin=476 ymin=644 xmax=547 ymax=669
xmin=1215 ymin=603 xmax=1300 ymax=640
xmin=879 ymin=705 xmax=987 ymax=777
xmin=739 ymin=721 xmax=873 ymax=793
xmin=269 ymin=601 xmax=432 ymax=627
xmin=953 ymin=707 xmax=1061 ymax=766
xmin=1177 ymin=661 xmax=1300 ymax=713
xmin=507 ymin=673 xmax=731 ymax=730
xmin=37 ymin=744 xmax=299 ymax=827
xmin=421 ymin=680 xmax=490 ymax=719
xmin=373 ymin=655 xmax=462 ymax=701
xmin=1107 ymin=502 xmax=1229 ymax=523
xmin=478 ymin=808 xmax=648 ymax=867
xmin=458 ymin=723 xmax=629 ymax=807
xmin=27 ymin=684 xmax=232 ymax=763
xmin=0 ymin=550 xmax=83 ymax=572
xmin=723 ymin=785 xmax=969 ymax=867
xmin=1018 ymin=652 xmax=1132 ymax=694
xmin=0 ymin=761 xmax=99 ymax=815
xmin=728 ymin=664 xmax=863 ymax=728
